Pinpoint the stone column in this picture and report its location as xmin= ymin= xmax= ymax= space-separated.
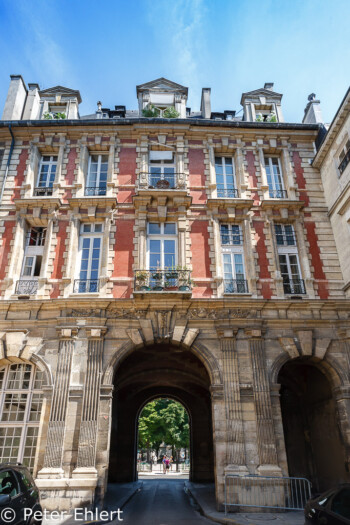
xmin=76 ymin=137 xmax=88 ymax=198
xmin=219 ymin=329 xmax=248 ymax=474
xmin=257 ymin=147 xmax=269 ymax=199
xmin=294 ymin=218 xmax=315 ymax=297
xmin=281 ymin=145 xmax=296 ymax=199
xmin=210 ymin=383 xmax=226 ymax=510
xmin=178 ymin=217 xmax=187 ymax=267
xmin=242 ymin=217 xmax=258 ymax=296
xmin=176 ymin=135 xmax=186 ymax=189
xmin=247 ymin=329 xmax=281 ymax=476
xmin=39 ymin=328 xmax=77 ymax=476
xmin=73 ymin=328 xmax=107 ymax=479
xmin=53 ymin=135 xmax=66 ymax=197
xmin=106 ymin=137 xmax=116 ymax=198
xmin=208 ymin=141 xmax=217 ymax=198
xmin=235 ymin=139 xmax=247 ymax=198
xmin=333 ymin=380 xmax=350 ymax=474
xmin=24 ymin=139 xmax=40 ymax=197
xmin=139 ymin=135 xmax=149 ymax=188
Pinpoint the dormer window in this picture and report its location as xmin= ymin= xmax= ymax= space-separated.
xmin=255 ymin=108 xmax=277 ymax=122
xmin=43 ymin=105 xmax=66 ymax=120
xmin=142 ymin=104 xmax=179 ymax=118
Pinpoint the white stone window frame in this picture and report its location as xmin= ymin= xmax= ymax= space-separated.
xmin=264 ymin=156 xmax=286 ymax=198
xmin=75 ymin=223 xmax=104 ymax=281
xmin=336 ymin=135 xmax=350 ymax=177
xmin=274 ymin=223 xmax=296 ymax=247
xmin=36 ymin=155 xmax=58 ymax=190
xmin=214 ymin=156 xmax=238 ymax=198
xmin=0 ymin=364 xmax=43 ymax=472
xmin=220 ymin=223 xmax=247 ymax=292
xmin=276 ymin=239 xmax=303 ymax=284
xmin=146 ymin=223 xmax=178 ymax=270
xmin=149 ymin=153 xmax=176 ymax=188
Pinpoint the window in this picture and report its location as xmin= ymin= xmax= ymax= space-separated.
xmin=149 ymin=152 xmax=176 ymax=189
xmin=215 ymin=157 xmax=238 ymax=198
xmin=275 ymin=224 xmax=305 ymax=294
xmin=330 ymin=489 xmax=350 ymax=519
xmin=264 ymin=157 xmax=286 ymax=199
xmin=338 ymin=138 xmax=350 ymax=175
xmin=220 ymin=224 xmax=247 ymax=293
xmin=147 ymin=223 xmax=177 ymax=270
xmin=75 ymin=223 xmax=103 ymax=292
xmin=0 ymin=364 xmax=44 ymax=473
xmin=86 ymin=155 xmax=108 ymax=196
xmin=16 ymin=227 xmax=46 ymax=295
xmin=274 ymin=224 xmax=296 ymax=246
xmin=34 ymin=155 xmax=57 ymax=196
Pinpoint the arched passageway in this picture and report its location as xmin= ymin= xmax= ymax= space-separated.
xmin=108 ymin=343 xmax=214 ymax=483
xmin=278 ymin=357 xmax=350 ymax=492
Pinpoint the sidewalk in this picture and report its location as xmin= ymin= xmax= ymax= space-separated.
xmin=185 ymin=482 xmax=305 ymax=525
xmin=42 ymin=481 xmax=142 ymax=525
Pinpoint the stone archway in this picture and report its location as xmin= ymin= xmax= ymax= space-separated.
xmin=277 ymin=357 xmax=350 ymax=492
xmin=108 ymin=342 xmax=215 ymax=484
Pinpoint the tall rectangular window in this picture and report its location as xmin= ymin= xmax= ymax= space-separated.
xmin=149 ymin=154 xmax=176 ymax=189
xmin=86 ymin=155 xmax=108 ymax=196
xmin=264 ymin=157 xmax=286 ymax=199
xmin=16 ymin=227 xmax=47 ymax=295
xmin=220 ymin=224 xmax=247 ymax=293
xmin=275 ymin=224 xmax=305 ymax=294
xmin=148 ymin=223 xmax=177 ymax=270
xmin=75 ymin=223 xmax=103 ymax=292
xmin=34 ymin=156 xmax=57 ymax=196
xmin=215 ymin=157 xmax=237 ymax=198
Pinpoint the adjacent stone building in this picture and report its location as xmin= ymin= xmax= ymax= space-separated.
xmin=0 ymin=75 xmax=349 ymax=512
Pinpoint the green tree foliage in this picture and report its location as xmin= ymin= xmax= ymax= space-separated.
xmin=138 ymin=398 xmax=189 ymax=455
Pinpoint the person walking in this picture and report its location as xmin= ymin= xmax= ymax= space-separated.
xmin=162 ymin=455 xmax=167 ymax=474
xmin=169 ymin=456 xmax=174 ymax=471
xmin=165 ymin=456 xmax=170 ymax=474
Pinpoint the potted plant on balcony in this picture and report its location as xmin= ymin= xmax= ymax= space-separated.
xmin=177 ymin=266 xmax=194 ymax=291
xmin=142 ymin=104 xmax=160 ymax=117
xmin=135 ymin=270 xmax=150 ymax=291
xmin=165 ymin=266 xmax=178 ymax=280
xmin=163 ymin=107 xmax=180 ymax=118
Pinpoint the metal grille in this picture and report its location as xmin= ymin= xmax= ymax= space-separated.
xmin=269 ymin=189 xmax=287 ymax=199
xmin=15 ymin=280 xmax=38 ymax=295
xmin=84 ymin=186 xmax=107 ymax=196
xmin=134 ymin=269 xmax=192 ymax=292
xmin=73 ymin=279 xmax=100 ymax=293
xmin=217 ymin=188 xmax=239 ymax=198
xmin=224 ymin=279 xmax=249 ymax=294
xmin=33 ymin=187 xmax=53 ymax=197
xmin=225 ymin=475 xmax=312 ymax=513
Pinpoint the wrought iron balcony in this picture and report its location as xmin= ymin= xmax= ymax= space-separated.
xmin=134 ymin=269 xmax=192 ymax=292
xmin=283 ymin=278 xmax=306 ymax=295
xmin=224 ymin=279 xmax=249 ymax=294
xmin=84 ymin=187 xmax=107 ymax=196
xmin=141 ymin=173 xmax=182 ymax=190
xmin=268 ymin=189 xmax=287 ymax=199
xmin=217 ymin=188 xmax=239 ymax=198
xmin=16 ymin=280 xmax=38 ymax=295
xmin=73 ymin=279 xmax=100 ymax=293
xmin=33 ymin=187 xmax=53 ymax=197
xmin=339 ymin=149 xmax=350 ymax=175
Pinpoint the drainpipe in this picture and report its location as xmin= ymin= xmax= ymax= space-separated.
xmin=0 ymin=124 xmax=15 ymax=203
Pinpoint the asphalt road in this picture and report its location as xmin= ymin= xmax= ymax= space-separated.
xmin=114 ymin=479 xmax=215 ymax=525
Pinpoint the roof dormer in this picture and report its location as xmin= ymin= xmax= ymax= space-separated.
xmin=240 ymin=82 xmax=284 ymax=123
xmin=136 ymin=78 xmax=188 ymax=118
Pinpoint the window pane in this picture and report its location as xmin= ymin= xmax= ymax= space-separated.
xmin=220 ymin=225 xmax=229 ymax=244
xmin=7 ymin=364 xmax=32 ymax=390
xmin=29 ymin=393 xmax=43 ymax=422
xmin=164 ymin=223 xmax=176 ymax=235
xmin=148 ymin=223 xmax=161 ymax=235
xmin=22 ymin=427 xmax=39 ymax=472
xmin=2 ymin=393 xmax=28 ymax=422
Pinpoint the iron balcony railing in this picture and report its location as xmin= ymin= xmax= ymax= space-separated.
xmin=16 ymin=280 xmax=38 ymax=295
xmin=134 ymin=269 xmax=192 ymax=292
xmin=141 ymin=173 xmax=182 ymax=189
xmin=224 ymin=279 xmax=249 ymax=294
xmin=217 ymin=188 xmax=239 ymax=198
xmin=275 ymin=233 xmax=297 ymax=246
xmin=269 ymin=189 xmax=287 ymax=199
xmin=33 ymin=187 xmax=53 ymax=197
xmin=73 ymin=279 xmax=100 ymax=293
xmin=225 ymin=474 xmax=312 ymax=513
xmin=339 ymin=149 xmax=350 ymax=175
xmin=84 ymin=186 xmax=107 ymax=196
xmin=283 ymin=278 xmax=306 ymax=295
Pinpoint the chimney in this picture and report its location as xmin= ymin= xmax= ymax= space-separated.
xmin=22 ymin=83 xmax=40 ymax=120
xmin=201 ymin=88 xmax=211 ymax=119
xmin=2 ymin=75 xmax=28 ymax=120
xmin=302 ymin=93 xmax=323 ymax=124
xmin=264 ymin=82 xmax=274 ymax=91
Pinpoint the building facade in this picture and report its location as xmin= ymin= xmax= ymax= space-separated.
xmin=0 ymin=75 xmax=349 ymax=512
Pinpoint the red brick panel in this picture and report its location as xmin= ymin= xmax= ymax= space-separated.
xmin=51 ymin=222 xmax=68 ymax=281
xmin=0 ymin=221 xmax=15 ymax=281
xmin=253 ymin=220 xmax=272 ymax=299
xmin=305 ymin=221 xmax=328 ymax=299
xmin=112 ymin=219 xmax=135 ymax=298
xmin=190 ymin=219 xmax=212 ymax=297
xmin=246 ymin=151 xmax=259 ymax=205
xmin=292 ymin=151 xmax=310 ymax=206
xmin=12 ymin=149 xmax=28 ymax=201
xmin=118 ymin=147 xmax=137 ymax=203
xmin=188 ymin=149 xmax=206 ymax=204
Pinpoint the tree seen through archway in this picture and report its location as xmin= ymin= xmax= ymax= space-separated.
xmin=138 ymin=398 xmax=190 ymax=469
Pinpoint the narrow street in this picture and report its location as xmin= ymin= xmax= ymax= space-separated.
xmin=115 ymin=479 xmax=215 ymax=525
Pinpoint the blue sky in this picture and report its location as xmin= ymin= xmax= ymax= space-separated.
xmin=1 ymin=0 xmax=349 ymax=123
